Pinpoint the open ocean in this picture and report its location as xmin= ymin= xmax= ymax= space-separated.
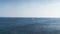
xmin=0 ymin=18 xmax=60 ymax=34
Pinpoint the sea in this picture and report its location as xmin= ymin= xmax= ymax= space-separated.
xmin=0 ymin=17 xmax=60 ymax=34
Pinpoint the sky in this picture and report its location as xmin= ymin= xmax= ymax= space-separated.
xmin=0 ymin=0 xmax=60 ymax=17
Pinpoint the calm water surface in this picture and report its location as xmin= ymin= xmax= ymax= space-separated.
xmin=0 ymin=18 xmax=60 ymax=34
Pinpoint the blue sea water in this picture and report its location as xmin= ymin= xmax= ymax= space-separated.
xmin=0 ymin=18 xmax=60 ymax=34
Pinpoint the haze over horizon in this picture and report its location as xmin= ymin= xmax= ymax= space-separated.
xmin=0 ymin=0 xmax=60 ymax=17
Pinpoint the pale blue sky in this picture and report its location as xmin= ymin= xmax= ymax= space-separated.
xmin=0 ymin=0 xmax=60 ymax=17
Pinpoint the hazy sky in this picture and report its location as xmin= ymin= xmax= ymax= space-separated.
xmin=0 ymin=0 xmax=60 ymax=17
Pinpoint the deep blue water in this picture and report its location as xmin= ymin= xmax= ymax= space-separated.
xmin=0 ymin=18 xmax=60 ymax=34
